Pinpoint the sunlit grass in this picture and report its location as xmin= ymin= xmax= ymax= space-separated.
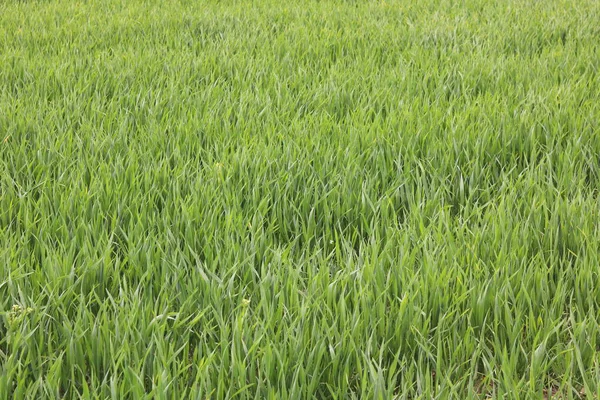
xmin=1 ymin=0 xmax=600 ymax=398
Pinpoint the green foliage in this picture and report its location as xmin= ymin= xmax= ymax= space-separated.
xmin=1 ymin=0 xmax=600 ymax=398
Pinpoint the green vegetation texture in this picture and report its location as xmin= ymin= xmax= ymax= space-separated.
xmin=1 ymin=0 xmax=600 ymax=398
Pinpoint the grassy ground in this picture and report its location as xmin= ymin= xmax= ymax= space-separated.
xmin=1 ymin=0 xmax=600 ymax=398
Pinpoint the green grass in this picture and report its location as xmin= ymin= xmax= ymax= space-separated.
xmin=1 ymin=0 xmax=600 ymax=398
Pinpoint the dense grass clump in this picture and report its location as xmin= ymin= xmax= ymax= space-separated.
xmin=1 ymin=0 xmax=600 ymax=398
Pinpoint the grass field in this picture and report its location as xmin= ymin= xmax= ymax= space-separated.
xmin=1 ymin=0 xmax=600 ymax=398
